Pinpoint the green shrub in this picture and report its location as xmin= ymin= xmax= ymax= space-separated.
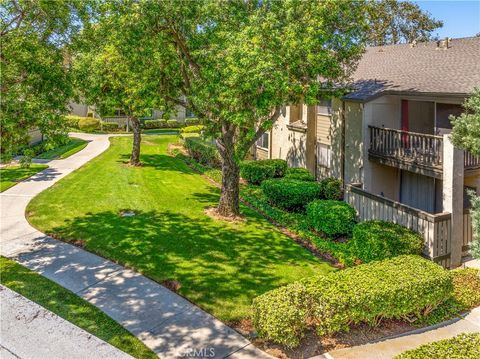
xmin=262 ymin=179 xmax=322 ymax=211
xmin=100 ymin=122 xmax=120 ymax=132
xmin=451 ymin=268 xmax=480 ymax=308
xmin=319 ymin=177 xmax=343 ymax=200
xmin=184 ymin=137 xmax=220 ymax=167
xmin=284 ymin=167 xmax=315 ymax=181
xmin=349 ymin=221 xmax=423 ymax=263
xmin=262 ymin=159 xmax=288 ymax=177
xmin=181 ymin=125 xmax=205 ymax=134
xmin=240 ymin=159 xmax=287 ymax=185
xmin=20 ymin=148 xmax=35 ymax=168
xmin=241 ymin=161 xmax=276 ymax=185
xmin=394 ymin=333 xmax=480 ymax=359
xmin=144 ymin=119 xmax=167 ymax=129
xmin=78 ymin=117 xmax=100 ymax=132
xmin=65 ymin=115 xmax=84 ymax=129
xmin=167 ymin=119 xmax=179 ymax=128
xmin=185 ymin=118 xmax=201 ymax=125
xmin=306 ymin=200 xmax=356 ymax=237
xmin=252 ymin=255 xmax=453 ymax=347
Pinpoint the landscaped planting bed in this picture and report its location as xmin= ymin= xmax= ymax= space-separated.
xmin=394 ymin=332 xmax=480 ymax=359
xmin=252 ymin=255 xmax=452 ymax=347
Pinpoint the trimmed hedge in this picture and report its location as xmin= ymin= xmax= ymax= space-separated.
xmin=262 ymin=159 xmax=288 ymax=177
xmin=451 ymin=268 xmax=480 ymax=308
xmin=261 ymin=179 xmax=322 ymax=211
xmin=78 ymin=117 xmax=100 ymax=132
xmin=184 ymin=137 xmax=220 ymax=167
xmin=65 ymin=115 xmax=84 ymax=129
xmin=241 ymin=161 xmax=276 ymax=185
xmin=100 ymin=122 xmax=120 ymax=132
xmin=285 ymin=167 xmax=315 ymax=181
xmin=252 ymin=255 xmax=453 ymax=347
xmin=319 ymin=177 xmax=343 ymax=200
xmin=185 ymin=118 xmax=201 ymax=125
xmin=394 ymin=333 xmax=480 ymax=359
xmin=167 ymin=119 xmax=179 ymax=128
xmin=306 ymin=200 xmax=356 ymax=237
xmin=181 ymin=125 xmax=205 ymax=134
xmin=144 ymin=119 xmax=167 ymax=129
xmin=349 ymin=220 xmax=423 ymax=263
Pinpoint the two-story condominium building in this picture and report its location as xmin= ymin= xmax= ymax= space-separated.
xmin=253 ymin=37 xmax=480 ymax=268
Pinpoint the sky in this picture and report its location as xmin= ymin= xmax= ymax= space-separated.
xmin=415 ymin=1 xmax=480 ymax=39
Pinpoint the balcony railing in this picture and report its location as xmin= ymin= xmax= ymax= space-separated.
xmin=464 ymin=151 xmax=480 ymax=169
xmin=369 ymin=126 xmax=443 ymax=169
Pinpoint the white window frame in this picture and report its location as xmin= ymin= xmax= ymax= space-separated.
xmin=317 ymin=142 xmax=331 ymax=169
xmin=317 ymin=99 xmax=332 ymax=115
xmin=256 ymin=132 xmax=270 ymax=150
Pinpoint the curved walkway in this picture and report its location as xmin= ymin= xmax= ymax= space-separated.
xmin=0 ymin=133 xmax=270 ymax=359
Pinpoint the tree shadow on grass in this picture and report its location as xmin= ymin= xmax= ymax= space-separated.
xmin=49 ymin=208 xmax=331 ymax=321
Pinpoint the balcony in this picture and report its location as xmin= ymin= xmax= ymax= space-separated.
xmin=368 ymin=126 xmax=444 ymax=178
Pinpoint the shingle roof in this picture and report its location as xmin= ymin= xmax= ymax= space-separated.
xmin=344 ymin=37 xmax=480 ymax=101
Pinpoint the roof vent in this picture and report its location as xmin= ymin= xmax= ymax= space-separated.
xmin=436 ymin=37 xmax=450 ymax=50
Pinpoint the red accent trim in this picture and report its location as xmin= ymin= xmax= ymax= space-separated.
xmin=401 ymin=100 xmax=409 ymax=146
xmin=401 ymin=100 xmax=409 ymax=131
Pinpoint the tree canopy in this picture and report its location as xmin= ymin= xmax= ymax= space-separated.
xmin=0 ymin=0 xmax=87 ymax=159
xmin=367 ymin=0 xmax=443 ymax=46
xmin=123 ymin=0 xmax=368 ymax=215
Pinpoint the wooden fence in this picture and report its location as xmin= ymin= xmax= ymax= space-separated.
xmin=345 ymin=184 xmax=453 ymax=268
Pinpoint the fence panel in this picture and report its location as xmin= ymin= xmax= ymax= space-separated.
xmin=345 ymin=184 xmax=452 ymax=267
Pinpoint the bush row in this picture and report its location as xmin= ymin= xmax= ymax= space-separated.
xmin=181 ymin=125 xmax=205 ymax=134
xmin=394 ymin=333 xmax=480 ymax=359
xmin=183 ymin=137 xmax=221 ymax=168
xmin=252 ymin=255 xmax=453 ymax=347
xmin=261 ymin=179 xmax=322 ymax=211
xmin=240 ymin=159 xmax=288 ymax=185
xmin=143 ymin=119 xmax=180 ymax=129
xmin=284 ymin=167 xmax=315 ymax=181
xmin=307 ymin=200 xmax=356 ymax=237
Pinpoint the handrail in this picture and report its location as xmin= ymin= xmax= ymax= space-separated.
xmin=368 ymin=126 xmax=443 ymax=140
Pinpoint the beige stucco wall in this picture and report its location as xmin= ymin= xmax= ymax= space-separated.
xmin=328 ymin=98 xmax=344 ymax=180
xmin=256 ymin=147 xmax=269 ymax=160
xmin=343 ymin=101 xmax=364 ymax=184
xmin=268 ymin=106 xmax=307 ymax=168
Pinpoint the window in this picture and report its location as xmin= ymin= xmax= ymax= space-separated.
xmin=317 ymin=143 xmax=331 ymax=168
xmin=317 ymin=99 xmax=332 ymax=115
xmin=256 ymin=132 xmax=269 ymax=149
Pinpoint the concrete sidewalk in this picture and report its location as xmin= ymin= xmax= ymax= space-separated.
xmin=0 ymin=285 xmax=132 ymax=359
xmin=0 ymin=133 xmax=270 ymax=359
xmin=321 ymin=307 xmax=480 ymax=359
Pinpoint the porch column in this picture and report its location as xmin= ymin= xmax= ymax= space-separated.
xmin=443 ymin=134 xmax=464 ymax=268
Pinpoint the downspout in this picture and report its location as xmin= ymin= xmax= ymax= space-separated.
xmin=269 ymin=129 xmax=273 ymax=159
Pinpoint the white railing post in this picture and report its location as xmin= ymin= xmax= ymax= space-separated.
xmin=443 ymin=134 xmax=464 ymax=267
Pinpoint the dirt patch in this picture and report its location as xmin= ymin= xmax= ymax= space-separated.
xmin=167 ymin=143 xmax=187 ymax=156
xmin=231 ymin=319 xmax=255 ymax=337
xmin=70 ymin=239 xmax=86 ymax=248
xmin=204 ymin=207 xmax=246 ymax=223
xmin=252 ymin=319 xmax=415 ymax=358
xmin=162 ymin=280 xmax=182 ymax=293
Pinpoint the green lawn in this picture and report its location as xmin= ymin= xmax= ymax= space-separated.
xmin=27 ymin=135 xmax=333 ymax=322
xmin=0 ymin=164 xmax=48 ymax=192
xmin=0 ymin=257 xmax=156 ymax=359
xmin=36 ymin=138 xmax=88 ymax=160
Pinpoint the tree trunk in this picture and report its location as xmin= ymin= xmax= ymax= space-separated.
xmin=216 ymin=124 xmax=240 ymax=217
xmin=217 ymin=156 xmax=240 ymax=217
xmin=130 ymin=117 xmax=141 ymax=166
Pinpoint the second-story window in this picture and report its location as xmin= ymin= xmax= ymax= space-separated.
xmin=317 ymin=99 xmax=332 ymax=115
xmin=256 ymin=132 xmax=269 ymax=150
